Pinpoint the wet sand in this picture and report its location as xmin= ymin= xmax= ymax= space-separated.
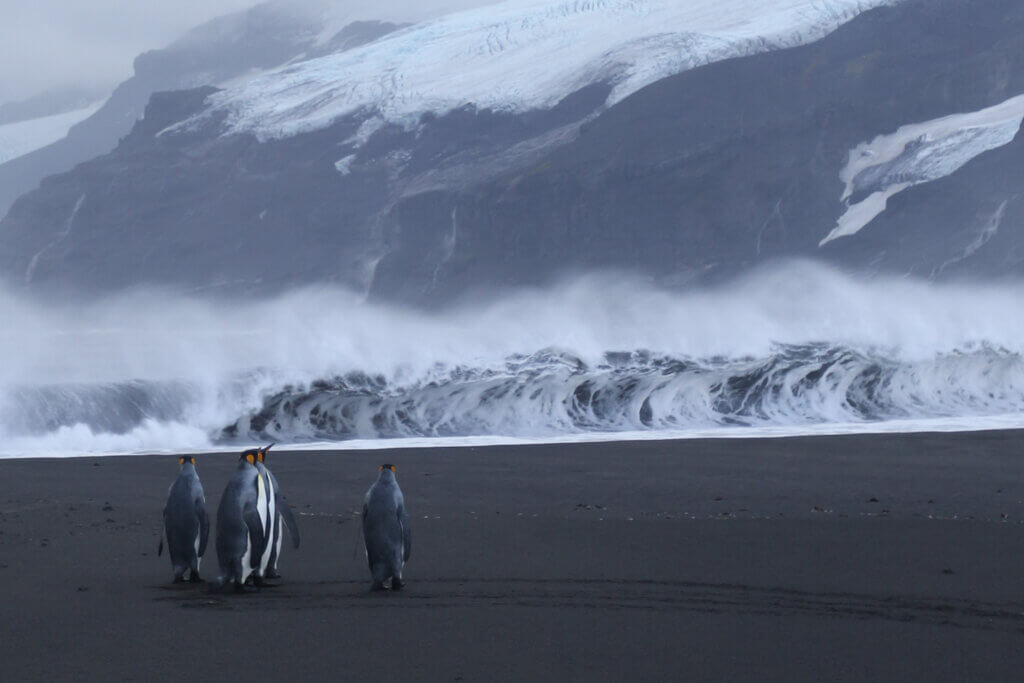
xmin=1 ymin=430 xmax=1023 ymax=681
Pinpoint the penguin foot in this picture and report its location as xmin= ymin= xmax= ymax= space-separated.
xmin=189 ymin=572 xmax=204 ymax=584
xmin=265 ymin=569 xmax=282 ymax=579
xmin=233 ymin=582 xmax=259 ymax=593
xmin=391 ymin=577 xmax=405 ymax=591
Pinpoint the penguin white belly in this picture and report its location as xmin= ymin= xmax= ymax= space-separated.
xmin=256 ymin=475 xmax=268 ymax=532
xmin=243 ymin=473 xmax=268 ymax=583
xmin=240 ymin=536 xmax=252 ymax=583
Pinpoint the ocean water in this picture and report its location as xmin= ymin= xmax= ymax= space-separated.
xmin=2 ymin=262 xmax=1023 ymax=457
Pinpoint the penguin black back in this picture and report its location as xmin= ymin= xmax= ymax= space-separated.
xmin=215 ymin=449 xmax=267 ymax=589
xmin=362 ymin=464 xmax=411 ymax=590
xmin=159 ymin=456 xmax=209 ymax=583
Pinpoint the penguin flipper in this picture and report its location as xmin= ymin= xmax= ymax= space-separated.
xmin=398 ymin=503 xmax=411 ymax=563
xmin=157 ymin=537 xmax=164 ymax=557
xmin=277 ymin=496 xmax=300 ymax=549
xmin=361 ymin=503 xmax=373 ymax=570
xmin=197 ymin=501 xmax=210 ymax=557
xmin=243 ymin=501 xmax=266 ymax=562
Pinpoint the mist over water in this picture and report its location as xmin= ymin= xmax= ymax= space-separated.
xmin=2 ymin=261 xmax=1024 ymax=457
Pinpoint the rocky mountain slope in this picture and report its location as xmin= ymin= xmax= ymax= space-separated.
xmin=1 ymin=0 xmax=1021 ymax=304
xmin=0 ymin=3 xmax=402 ymax=219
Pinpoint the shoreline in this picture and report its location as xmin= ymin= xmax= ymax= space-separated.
xmin=5 ymin=416 xmax=1024 ymax=460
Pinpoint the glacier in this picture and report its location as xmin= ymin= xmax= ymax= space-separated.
xmin=821 ymin=93 xmax=1024 ymax=245
xmin=197 ymin=0 xmax=900 ymax=142
xmin=0 ymin=102 xmax=103 ymax=165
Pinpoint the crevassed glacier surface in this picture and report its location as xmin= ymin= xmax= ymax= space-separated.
xmin=202 ymin=0 xmax=899 ymax=141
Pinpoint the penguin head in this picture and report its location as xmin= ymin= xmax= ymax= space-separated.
xmin=378 ymin=464 xmax=397 ymax=479
xmin=178 ymin=456 xmax=196 ymax=467
xmin=257 ymin=443 xmax=275 ymax=463
xmin=240 ymin=448 xmax=261 ymax=466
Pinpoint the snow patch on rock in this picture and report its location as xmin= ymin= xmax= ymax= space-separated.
xmin=821 ymin=93 xmax=1024 ymax=245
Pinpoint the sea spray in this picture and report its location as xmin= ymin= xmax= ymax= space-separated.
xmin=2 ymin=262 xmax=1024 ymax=455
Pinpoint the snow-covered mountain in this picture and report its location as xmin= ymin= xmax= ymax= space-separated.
xmin=1 ymin=0 xmax=1022 ymax=303
xmin=0 ymin=2 xmax=408 ymax=220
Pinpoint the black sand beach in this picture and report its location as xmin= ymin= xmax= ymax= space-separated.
xmin=2 ymin=430 xmax=1024 ymax=681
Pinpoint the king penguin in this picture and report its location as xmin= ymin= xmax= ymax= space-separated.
xmin=252 ymin=448 xmax=277 ymax=585
xmin=362 ymin=464 xmax=411 ymax=590
xmin=158 ymin=455 xmax=209 ymax=583
xmin=255 ymin=444 xmax=300 ymax=580
xmin=215 ymin=448 xmax=268 ymax=590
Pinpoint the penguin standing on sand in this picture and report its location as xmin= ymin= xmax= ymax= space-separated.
xmin=252 ymin=450 xmax=277 ymax=584
xmin=255 ymin=444 xmax=300 ymax=579
xmin=215 ymin=448 xmax=267 ymax=590
xmin=362 ymin=464 xmax=411 ymax=590
xmin=158 ymin=455 xmax=209 ymax=583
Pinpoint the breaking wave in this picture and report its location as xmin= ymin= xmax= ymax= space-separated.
xmin=2 ymin=262 xmax=1024 ymax=456
xmin=220 ymin=343 xmax=1024 ymax=441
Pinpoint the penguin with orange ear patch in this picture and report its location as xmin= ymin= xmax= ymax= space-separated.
xmin=215 ymin=448 xmax=267 ymax=590
xmin=158 ymin=455 xmax=209 ymax=583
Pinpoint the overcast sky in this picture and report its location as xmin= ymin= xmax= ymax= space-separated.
xmin=0 ymin=0 xmax=264 ymax=104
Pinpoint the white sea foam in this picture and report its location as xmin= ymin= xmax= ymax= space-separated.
xmin=8 ymin=414 xmax=1024 ymax=460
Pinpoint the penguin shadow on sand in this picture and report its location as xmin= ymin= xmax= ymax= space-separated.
xmin=156 ymin=445 xmax=299 ymax=596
